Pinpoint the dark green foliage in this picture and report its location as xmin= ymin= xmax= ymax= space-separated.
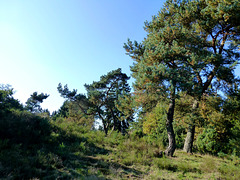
xmin=222 ymin=83 xmax=240 ymax=156
xmin=0 ymin=84 xmax=23 ymax=111
xmin=124 ymin=0 xmax=240 ymax=154
xmin=0 ymin=119 xmax=108 ymax=179
xmin=58 ymin=68 xmax=133 ymax=135
xmin=124 ymin=0 xmax=202 ymax=156
xmin=0 ymin=87 xmax=50 ymax=144
xmin=0 ymin=109 xmax=51 ymax=145
xmin=85 ymin=68 xmax=133 ymax=135
xmin=196 ymin=127 xmax=220 ymax=154
xmin=57 ymin=83 xmax=92 ymax=117
xmin=25 ymin=92 xmax=49 ymax=113
xmin=0 ymin=85 xmax=51 ymax=145
xmin=52 ymin=100 xmax=70 ymax=120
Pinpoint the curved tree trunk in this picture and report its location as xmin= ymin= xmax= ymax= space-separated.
xmin=165 ymin=89 xmax=176 ymax=157
xmin=183 ymin=99 xmax=199 ymax=153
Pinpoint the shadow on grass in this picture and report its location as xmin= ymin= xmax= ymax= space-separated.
xmin=0 ymin=116 xmax=142 ymax=179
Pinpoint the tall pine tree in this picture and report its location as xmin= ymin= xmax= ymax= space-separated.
xmin=125 ymin=0 xmax=240 ymax=154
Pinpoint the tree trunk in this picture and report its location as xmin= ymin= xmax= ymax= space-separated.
xmin=183 ymin=99 xmax=199 ymax=153
xmin=183 ymin=124 xmax=195 ymax=153
xmin=98 ymin=112 xmax=108 ymax=136
xmin=110 ymin=108 xmax=121 ymax=132
xmin=102 ymin=120 xmax=108 ymax=136
xmin=164 ymin=90 xmax=176 ymax=157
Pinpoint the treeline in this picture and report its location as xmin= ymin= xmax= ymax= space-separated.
xmin=1 ymin=0 xmax=240 ymax=164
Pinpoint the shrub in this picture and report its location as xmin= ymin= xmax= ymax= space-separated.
xmin=0 ymin=109 xmax=51 ymax=145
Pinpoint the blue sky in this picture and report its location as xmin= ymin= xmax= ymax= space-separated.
xmin=1 ymin=1 xmax=239 ymax=113
xmin=0 ymin=0 xmax=165 ymax=112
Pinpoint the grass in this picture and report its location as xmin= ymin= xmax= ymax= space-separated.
xmin=1 ymin=119 xmax=240 ymax=179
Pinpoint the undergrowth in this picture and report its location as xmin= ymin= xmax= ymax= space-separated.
xmin=0 ymin=118 xmax=240 ymax=179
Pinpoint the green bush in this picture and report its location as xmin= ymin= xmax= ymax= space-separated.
xmin=196 ymin=128 xmax=219 ymax=154
xmin=0 ymin=109 xmax=51 ymax=145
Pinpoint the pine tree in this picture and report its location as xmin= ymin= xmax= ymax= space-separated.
xmin=124 ymin=0 xmax=240 ymax=154
xmin=58 ymin=68 xmax=133 ymax=135
xmin=25 ymin=92 xmax=49 ymax=113
xmin=84 ymin=68 xmax=133 ymax=135
xmin=178 ymin=0 xmax=240 ymax=153
xmin=124 ymin=1 xmax=193 ymax=155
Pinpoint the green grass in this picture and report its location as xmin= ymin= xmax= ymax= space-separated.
xmin=1 ymin=119 xmax=240 ymax=179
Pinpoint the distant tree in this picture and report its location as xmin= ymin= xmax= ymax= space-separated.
xmin=57 ymin=84 xmax=91 ymax=116
xmin=53 ymin=100 xmax=94 ymax=128
xmin=58 ymin=68 xmax=133 ymax=135
xmin=84 ymin=68 xmax=132 ymax=135
xmin=52 ymin=100 xmax=70 ymax=119
xmin=25 ymin=92 xmax=49 ymax=113
xmin=115 ymin=91 xmax=135 ymax=134
xmin=0 ymin=84 xmax=22 ymax=111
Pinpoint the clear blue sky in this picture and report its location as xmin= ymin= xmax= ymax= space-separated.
xmin=0 ymin=1 xmax=239 ymax=112
xmin=0 ymin=0 xmax=165 ymax=112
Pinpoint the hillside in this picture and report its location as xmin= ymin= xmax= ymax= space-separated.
xmin=1 ymin=0 xmax=240 ymax=179
xmin=1 ymin=118 xmax=239 ymax=179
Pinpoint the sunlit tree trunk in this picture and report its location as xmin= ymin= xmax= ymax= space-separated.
xmin=183 ymin=124 xmax=195 ymax=153
xmin=183 ymin=99 xmax=199 ymax=153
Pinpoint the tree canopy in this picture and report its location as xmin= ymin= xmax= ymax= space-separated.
xmin=58 ymin=68 xmax=133 ymax=135
xmin=25 ymin=92 xmax=49 ymax=113
xmin=124 ymin=0 xmax=240 ymax=154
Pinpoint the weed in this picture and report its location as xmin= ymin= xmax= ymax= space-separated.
xmin=154 ymin=157 xmax=177 ymax=171
xmin=218 ymin=163 xmax=240 ymax=180
xmin=177 ymin=161 xmax=200 ymax=173
xmin=199 ymin=155 xmax=217 ymax=173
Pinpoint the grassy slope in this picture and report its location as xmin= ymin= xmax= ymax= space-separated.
xmin=0 ymin=119 xmax=240 ymax=179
